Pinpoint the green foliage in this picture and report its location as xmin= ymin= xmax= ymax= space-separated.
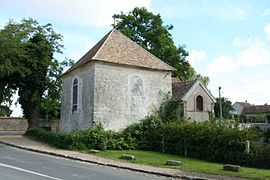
xmin=248 ymin=143 xmax=270 ymax=169
xmin=195 ymin=74 xmax=210 ymax=87
xmin=106 ymin=131 xmax=137 ymax=150
xmin=114 ymin=7 xmax=207 ymax=81
xmin=0 ymin=105 xmax=12 ymax=116
xmin=156 ymin=98 xmax=182 ymax=123
xmin=122 ymin=115 xmax=164 ymax=150
xmin=214 ymin=97 xmax=234 ymax=119
xmin=123 ymin=114 xmax=262 ymax=166
xmin=0 ymin=18 xmax=71 ymax=126
xmin=162 ymin=121 xmax=259 ymax=164
xmin=26 ymin=127 xmax=136 ymax=151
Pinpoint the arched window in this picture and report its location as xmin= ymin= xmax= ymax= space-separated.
xmin=196 ymin=95 xmax=203 ymax=111
xmin=72 ymin=79 xmax=78 ymax=111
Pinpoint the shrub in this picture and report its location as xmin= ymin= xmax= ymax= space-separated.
xmin=160 ymin=120 xmax=260 ymax=164
xmin=26 ymin=127 xmax=136 ymax=151
xmin=106 ymin=131 xmax=136 ymax=150
xmin=26 ymin=127 xmax=107 ymax=150
xmin=122 ymin=115 xmax=164 ymax=150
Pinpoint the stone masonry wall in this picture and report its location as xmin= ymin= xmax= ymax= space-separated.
xmin=183 ymin=83 xmax=214 ymax=121
xmin=59 ymin=62 xmax=95 ymax=132
xmin=93 ymin=62 xmax=172 ymax=131
xmin=0 ymin=117 xmax=28 ymax=135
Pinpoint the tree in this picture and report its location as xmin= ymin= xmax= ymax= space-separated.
xmin=114 ymin=7 xmax=195 ymax=80
xmin=214 ymin=97 xmax=234 ymax=119
xmin=0 ymin=19 xmax=70 ymax=127
xmin=196 ymin=74 xmax=210 ymax=87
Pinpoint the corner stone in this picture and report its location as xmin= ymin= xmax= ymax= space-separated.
xmin=166 ymin=160 xmax=181 ymax=166
xmin=223 ymin=164 xmax=241 ymax=172
xmin=121 ymin=154 xmax=135 ymax=160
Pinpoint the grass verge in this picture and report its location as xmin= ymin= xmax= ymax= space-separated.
xmin=93 ymin=150 xmax=270 ymax=180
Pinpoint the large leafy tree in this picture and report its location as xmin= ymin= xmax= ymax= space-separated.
xmin=114 ymin=7 xmax=208 ymax=82
xmin=214 ymin=97 xmax=234 ymax=119
xmin=0 ymin=19 xmax=70 ymax=127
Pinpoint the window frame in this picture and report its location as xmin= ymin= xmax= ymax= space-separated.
xmin=72 ymin=78 xmax=78 ymax=112
xmin=196 ymin=95 xmax=203 ymax=111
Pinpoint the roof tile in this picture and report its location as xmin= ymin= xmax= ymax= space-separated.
xmin=63 ymin=29 xmax=175 ymax=76
xmin=172 ymin=79 xmax=197 ymax=101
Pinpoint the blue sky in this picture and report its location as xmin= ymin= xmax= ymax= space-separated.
xmin=1 ymin=0 xmax=270 ymax=116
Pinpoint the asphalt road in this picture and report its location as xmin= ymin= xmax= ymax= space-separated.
xmin=0 ymin=144 xmax=171 ymax=180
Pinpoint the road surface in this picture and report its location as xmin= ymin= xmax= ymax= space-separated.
xmin=0 ymin=144 xmax=171 ymax=180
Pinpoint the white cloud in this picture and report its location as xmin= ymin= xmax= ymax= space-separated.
xmin=263 ymin=8 xmax=270 ymax=17
xmin=220 ymin=6 xmax=247 ymax=21
xmin=206 ymin=55 xmax=237 ymax=75
xmin=238 ymin=46 xmax=270 ymax=68
xmin=62 ymin=32 xmax=96 ymax=60
xmin=154 ymin=1 xmax=247 ymax=20
xmin=264 ymin=23 xmax=270 ymax=40
xmin=231 ymin=36 xmax=270 ymax=68
xmin=233 ymin=36 xmax=265 ymax=47
xmin=187 ymin=50 xmax=206 ymax=66
xmin=205 ymin=26 xmax=270 ymax=104
xmin=233 ymin=36 xmax=244 ymax=47
xmin=2 ymin=0 xmax=151 ymax=27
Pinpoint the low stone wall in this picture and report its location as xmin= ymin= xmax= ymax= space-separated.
xmin=239 ymin=123 xmax=270 ymax=131
xmin=0 ymin=117 xmax=28 ymax=135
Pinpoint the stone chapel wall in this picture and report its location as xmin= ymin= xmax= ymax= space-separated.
xmin=93 ymin=62 xmax=172 ymax=131
xmin=59 ymin=63 xmax=95 ymax=132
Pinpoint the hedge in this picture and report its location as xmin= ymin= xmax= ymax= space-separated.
xmin=26 ymin=127 xmax=136 ymax=151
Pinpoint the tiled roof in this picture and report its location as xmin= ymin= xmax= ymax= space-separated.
xmin=236 ymin=102 xmax=252 ymax=107
xmin=172 ymin=79 xmax=197 ymax=101
xmin=242 ymin=104 xmax=270 ymax=114
xmin=171 ymin=77 xmax=181 ymax=83
xmin=62 ymin=29 xmax=175 ymax=76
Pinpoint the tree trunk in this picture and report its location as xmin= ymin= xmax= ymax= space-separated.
xmin=27 ymin=99 xmax=40 ymax=129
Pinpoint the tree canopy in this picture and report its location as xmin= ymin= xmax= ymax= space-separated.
xmin=214 ymin=97 xmax=234 ymax=119
xmin=0 ymin=19 xmax=71 ymax=127
xmin=114 ymin=7 xmax=209 ymax=84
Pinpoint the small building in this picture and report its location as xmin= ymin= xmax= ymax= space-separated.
xmin=232 ymin=101 xmax=251 ymax=115
xmin=172 ymin=79 xmax=215 ymax=121
xmin=241 ymin=104 xmax=270 ymax=122
xmin=59 ymin=29 xmax=175 ymax=132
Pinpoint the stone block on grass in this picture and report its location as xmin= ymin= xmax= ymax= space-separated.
xmin=223 ymin=164 xmax=241 ymax=172
xmin=89 ymin=149 xmax=100 ymax=154
xmin=166 ymin=160 xmax=181 ymax=166
xmin=121 ymin=154 xmax=135 ymax=160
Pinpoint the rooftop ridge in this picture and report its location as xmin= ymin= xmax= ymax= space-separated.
xmin=62 ymin=29 xmax=175 ymax=77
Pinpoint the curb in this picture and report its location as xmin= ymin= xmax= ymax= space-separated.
xmin=0 ymin=140 xmax=208 ymax=180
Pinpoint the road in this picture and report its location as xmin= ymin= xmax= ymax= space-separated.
xmin=0 ymin=144 xmax=171 ymax=180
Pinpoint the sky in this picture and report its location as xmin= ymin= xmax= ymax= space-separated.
xmin=1 ymin=0 xmax=270 ymax=116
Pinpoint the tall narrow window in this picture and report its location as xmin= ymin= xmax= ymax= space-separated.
xmin=72 ymin=79 xmax=78 ymax=111
xmin=196 ymin=95 xmax=203 ymax=111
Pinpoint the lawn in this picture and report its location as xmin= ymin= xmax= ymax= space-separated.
xmin=94 ymin=150 xmax=270 ymax=180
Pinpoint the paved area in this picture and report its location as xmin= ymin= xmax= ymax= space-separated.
xmin=0 ymin=135 xmax=246 ymax=180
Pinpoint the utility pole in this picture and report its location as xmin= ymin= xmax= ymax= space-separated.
xmin=219 ymin=86 xmax=223 ymax=119
xmin=112 ymin=15 xmax=116 ymax=28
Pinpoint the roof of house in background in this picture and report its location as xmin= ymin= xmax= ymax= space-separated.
xmin=242 ymin=104 xmax=270 ymax=114
xmin=172 ymin=79 xmax=215 ymax=102
xmin=235 ymin=101 xmax=252 ymax=107
xmin=172 ymin=79 xmax=197 ymax=101
xmin=62 ymin=29 xmax=175 ymax=76
xmin=171 ymin=77 xmax=181 ymax=83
